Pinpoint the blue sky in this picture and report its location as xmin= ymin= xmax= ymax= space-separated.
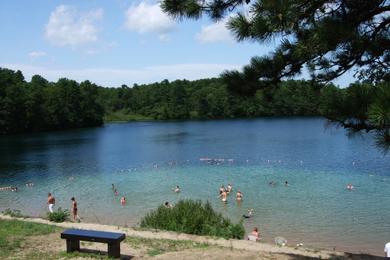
xmin=0 ymin=0 xmax=355 ymax=87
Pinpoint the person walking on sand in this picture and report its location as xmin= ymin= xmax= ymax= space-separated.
xmin=71 ymin=197 xmax=80 ymax=222
xmin=47 ymin=193 xmax=55 ymax=213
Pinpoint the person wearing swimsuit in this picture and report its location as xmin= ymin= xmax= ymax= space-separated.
xmin=219 ymin=190 xmax=227 ymax=203
xmin=236 ymin=190 xmax=243 ymax=202
xmin=47 ymin=193 xmax=55 ymax=213
xmin=226 ymin=184 xmax=232 ymax=194
xmin=219 ymin=185 xmax=225 ymax=195
xmin=71 ymin=197 xmax=80 ymax=222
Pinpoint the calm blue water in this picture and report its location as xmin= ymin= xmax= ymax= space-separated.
xmin=0 ymin=118 xmax=389 ymax=255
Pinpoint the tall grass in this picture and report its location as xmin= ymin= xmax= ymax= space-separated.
xmin=140 ymin=200 xmax=245 ymax=239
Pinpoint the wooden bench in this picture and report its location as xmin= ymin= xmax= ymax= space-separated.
xmin=61 ymin=229 xmax=126 ymax=258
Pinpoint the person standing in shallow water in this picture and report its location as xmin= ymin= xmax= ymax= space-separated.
xmin=47 ymin=193 xmax=55 ymax=213
xmin=71 ymin=197 xmax=80 ymax=222
xmin=385 ymin=241 xmax=390 ymax=258
xmin=121 ymin=197 xmax=126 ymax=206
xmin=236 ymin=190 xmax=243 ymax=202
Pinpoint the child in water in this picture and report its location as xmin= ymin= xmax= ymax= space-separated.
xmin=173 ymin=185 xmax=180 ymax=193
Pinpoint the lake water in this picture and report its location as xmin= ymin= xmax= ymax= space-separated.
xmin=0 ymin=118 xmax=389 ymax=255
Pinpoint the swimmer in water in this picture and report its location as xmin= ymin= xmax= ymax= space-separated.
xmin=219 ymin=190 xmax=228 ymax=203
xmin=346 ymin=184 xmax=354 ymax=190
xmin=236 ymin=190 xmax=243 ymax=202
xmin=285 ymin=181 xmax=289 ymax=186
xmin=173 ymin=185 xmax=180 ymax=193
xmin=243 ymin=208 xmax=254 ymax=218
xmin=226 ymin=184 xmax=232 ymax=194
xmin=219 ymin=185 xmax=225 ymax=195
xmin=164 ymin=201 xmax=173 ymax=208
xmin=120 ymin=197 xmax=126 ymax=206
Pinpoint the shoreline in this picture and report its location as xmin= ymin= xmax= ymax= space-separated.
xmin=0 ymin=214 xmax=382 ymax=259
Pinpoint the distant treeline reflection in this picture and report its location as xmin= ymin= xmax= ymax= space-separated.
xmin=0 ymin=68 xmax=388 ymax=150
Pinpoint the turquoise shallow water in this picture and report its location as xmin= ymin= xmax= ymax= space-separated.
xmin=0 ymin=118 xmax=389 ymax=255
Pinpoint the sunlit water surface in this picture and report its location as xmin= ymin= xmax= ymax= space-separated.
xmin=0 ymin=118 xmax=389 ymax=255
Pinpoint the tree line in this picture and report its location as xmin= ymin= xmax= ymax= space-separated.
xmin=0 ymin=68 xmax=104 ymax=134
xmin=0 ymin=67 xmax=389 ymax=149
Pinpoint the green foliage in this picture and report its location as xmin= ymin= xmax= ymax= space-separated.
xmin=162 ymin=0 xmax=389 ymax=87
xmin=47 ymin=208 xmax=70 ymax=223
xmin=1 ymin=67 xmax=388 ymax=147
xmin=140 ymin=200 xmax=245 ymax=239
xmin=2 ymin=208 xmax=24 ymax=218
xmin=104 ymin=110 xmax=153 ymax=122
xmin=0 ymin=68 xmax=104 ymax=134
xmin=98 ymin=78 xmax=323 ymax=121
xmin=0 ymin=219 xmax=59 ymax=257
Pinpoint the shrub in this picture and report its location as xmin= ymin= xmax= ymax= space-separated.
xmin=140 ymin=200 xmax=245 ymax=239
xmin=47 ymin=208 xmax=69 ymax=223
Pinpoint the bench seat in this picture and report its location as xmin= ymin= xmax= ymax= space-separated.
xmin=61 ymin=229 xmax=126 ymax=258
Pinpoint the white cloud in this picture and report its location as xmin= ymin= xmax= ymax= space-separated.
xmin=196 ymin=18 xmax=234 ymax=44
xmin=124 ymin=2 xmax=175 ymax=38
xmin=85 ymin=49 xmax=98 ymax=55
xmin=45 ymin=5 xmax=103 ymax=46
xmin=2 ymin=63 xmax=242 ymax=87
xmin=28 ymin=51 xmax=47 ymax=59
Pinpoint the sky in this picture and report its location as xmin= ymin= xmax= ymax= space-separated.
xmin=0 ymin=0 xmax=356 ymax=87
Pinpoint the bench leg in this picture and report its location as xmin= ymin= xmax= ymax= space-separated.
xmin=66 ymin=239 xmax=80 ymax=252
xmin=108 ymin=242 xmax=120 ymax=258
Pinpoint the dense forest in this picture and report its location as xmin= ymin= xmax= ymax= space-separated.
xmin=0 ymin=67 xmax=389 ymax=148
xmin=0 ymin=68 xmax=104 ymax=134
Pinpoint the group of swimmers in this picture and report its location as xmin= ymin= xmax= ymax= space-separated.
xmin=218 ymin=184 xmax=244 ymax=203
xmin=112 ymin=184 xmax=127 ymax=206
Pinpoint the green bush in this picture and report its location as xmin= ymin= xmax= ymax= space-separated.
xmin=140 ymin=200 xmax=245 ymax=239
xmin=47 ymin=208 xmax=69 ymax=223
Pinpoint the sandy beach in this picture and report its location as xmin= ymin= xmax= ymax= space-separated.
xmin=1 ymin=214 xmax=384 ymax=259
